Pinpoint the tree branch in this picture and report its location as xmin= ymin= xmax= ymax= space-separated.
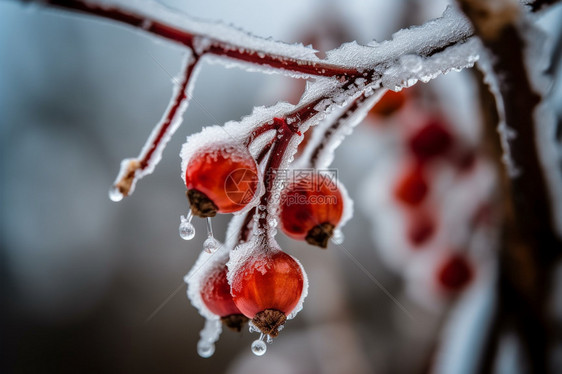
xmin=457 ymin=0 xmax=562 ymax=372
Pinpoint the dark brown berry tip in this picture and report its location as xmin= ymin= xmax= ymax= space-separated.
xmin=251 ymin=309 xmax=287 ymax=338
xmin=187 ymin=189 xmax=218 ymax=217
xmin=221 ymin=314 xmax=249 ymax=332
xmin=305 ymin=222 xmax=335 ymax=249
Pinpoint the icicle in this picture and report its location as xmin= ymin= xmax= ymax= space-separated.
xmin=251 ymin=333 xmax=267 ymax=356
xmin=203 ymin=217 xmax=219 ymax=253
xmin=331 ymin=228 xmax=344 ymax=245
xmin=179 ymin=210 xmax=196 ymax=240
xmin=197 ymin=318 xmax=222 ymax=358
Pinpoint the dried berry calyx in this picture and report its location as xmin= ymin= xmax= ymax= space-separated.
xmin=280 ymin=175 xmax=343 ymax=248
xmin=305 ymin=222 xmax=335 ymax=249
xmin=221 ymin=314 xmax=249 ymax=332
xmin=252 ymin=309 xmax=287 ymax=338
xmin=187 ymin=189 xmax=218 ymax=218
xmin=184 ymin=145 xmax=259 ymax=217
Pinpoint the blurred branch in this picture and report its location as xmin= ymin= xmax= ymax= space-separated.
xmin=457 ymin=0 xmax=562 ymax=373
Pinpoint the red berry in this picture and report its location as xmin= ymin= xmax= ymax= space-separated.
xmin=185 ymin=146 xmax=258 ymax=217
xmin=369 ymin=89 xmax=406 ymax=117
xmin=407 ymin=211 xmax=435 ymax=246
xmin=436 ymin=254 xmax=473 ymax=292
xmin=231 ymin=250 xmax=304 ymax=337
xmin=408 ymin=120 xmax=453 ymax=161
xmin=393 ymin=164 xmax=429 ymax=207
xmin=280 ymin=175 xmax=344 ymax=248
xmin=200 ymin=265 xmax=248 ymax=331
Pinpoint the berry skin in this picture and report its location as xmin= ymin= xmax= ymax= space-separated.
xmin=280 ymin=176 xmax=344 ymax=248
xmin=393 ymin=164 xmax=429 ymax=207
xmin=230 ymin=250 xmax=304 ymax=337
xmin=436 ymin=254 xmax=473 ymax=293
xmin=408 ymin=119 xmax=453 ymax=161
xmin=200 ymin=265 xmax=248 ymax=331
xmin=185 ymin=146 xmax=259 ymax=217
xmin=369 ymin=89 xmax=406 ymax=117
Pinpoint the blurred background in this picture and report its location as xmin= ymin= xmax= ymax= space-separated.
xmin=1 ymin=0 xmax=561 ymax=373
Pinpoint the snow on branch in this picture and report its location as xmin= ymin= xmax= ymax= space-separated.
xmin=26 ymin=0 xmax=484 ymax=197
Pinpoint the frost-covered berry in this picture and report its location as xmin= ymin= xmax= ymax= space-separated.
xmin=279 ymin=175 xmax=344 ymax=248
xmin=408 ymin=119 xmax=453 ymax=161
xmin=230 ymin=249 xmax=304 ymax=337
xmin=185 ymin=145 xmax=259 ymax=217
xmin=200 ymin=265 xmax=248 ymax=331
xmin=393 ymin=164 xmax=429 ymax=207
xmin=436 ymin=253 xmax=473 ymax=292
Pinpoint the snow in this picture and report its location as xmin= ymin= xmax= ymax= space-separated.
xmin=381 ymin=37 xmax=480 ymax=91
xmin=475 ymin=48 xmax=521 ymax=177
xmin=184 ymin=242 xmax=230 ymax=321
xmin=325 ymin=6 xmax=474 ymax=71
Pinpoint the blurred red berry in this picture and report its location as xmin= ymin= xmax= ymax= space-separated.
xmin=394 ymin=164 xmax=429 ymax=207
xmin=436 ymin=254 xmax=473 ymax=292
xmin=407 ymin=211 xmax=435 ymax=246
xmin=280 ymin=175 xmax=344 ymax=248
xmin=369 ymin=89 xmax=406 ymax=117
xmin=408 ymin=120 xmax=453 ymax=161
xmin=185 ymin=146 xmax=258 ymax=217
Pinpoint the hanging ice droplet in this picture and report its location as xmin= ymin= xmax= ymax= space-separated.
xmin=179 ymin=211 xmax=195 ymax=240
xmin=203 ymin=237 xmax=219 ymax=253
xmin=251 ymin=334 xmax=267 ymax=356
xmin=197 ymin=340 xmax=215 ymax=358
xmin=331 ymin=229 xmax=344 ymax=245
xmin=203 ymin=217 xmax=219 ymax=253
xmin=108 ymin=186 xmax=123 ymax=202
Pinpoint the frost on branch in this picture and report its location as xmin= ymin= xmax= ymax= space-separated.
xmin=87 ymin=0 xmax=484 ymax=200
xmin=28 ymin=0 xmax=552 ymax=360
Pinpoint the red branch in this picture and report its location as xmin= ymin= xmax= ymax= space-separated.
xmin=40 ymin=0 xmax=360 ymax=78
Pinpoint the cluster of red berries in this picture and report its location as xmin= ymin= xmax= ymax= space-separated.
xmin=362 ymin=88 xmax=499 ymax=304
xmin=180 ymin=129 xmax=347 ymax=356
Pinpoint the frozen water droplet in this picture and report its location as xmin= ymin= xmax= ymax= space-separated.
xmin=108 ymin=186 xmax=123 ymax=202
xmin=203 ymin=237 xmax=219 ymax=253
xmin=203 ymin=218 xmax=219 ymax=253
xmin=331 ymin=229 xmax=344 ymax=245
xmin=249 ymin=324 xmax=258 ymax=333
xmin=179 ymin=214 xmax=196 ymax=240
xmin=197 ymin=340 xmax=215 ymax=358
xmin=251 ymin=339 xmax=267 ymax=356
xmin=266 ymin=335 xmax=273 ymax=343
